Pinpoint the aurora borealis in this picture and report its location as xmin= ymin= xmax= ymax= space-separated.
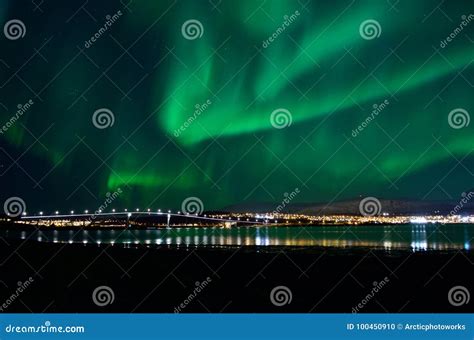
xmin=1 ymin=0 xmax=474 ymax=212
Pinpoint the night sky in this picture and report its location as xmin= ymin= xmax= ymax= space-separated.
xmin=1 ymin=0 xmax=473 ymax=212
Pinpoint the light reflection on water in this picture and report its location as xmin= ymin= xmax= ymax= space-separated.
xmin=2 ymin=224 xmax=473 ymax=252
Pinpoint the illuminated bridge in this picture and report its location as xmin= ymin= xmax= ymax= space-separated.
xmin=20 ymin=211 xmax=272 ymax=227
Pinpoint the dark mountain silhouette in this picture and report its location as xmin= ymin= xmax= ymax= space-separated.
xmin=224 ymin=197 xmax=474 ymax=215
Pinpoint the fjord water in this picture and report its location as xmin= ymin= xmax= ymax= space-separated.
xmin=3 ymin=224 xmax=473 ymax=251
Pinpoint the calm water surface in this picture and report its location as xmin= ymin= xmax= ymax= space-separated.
xmin=2 ymin=224 xmax=473 ymax=252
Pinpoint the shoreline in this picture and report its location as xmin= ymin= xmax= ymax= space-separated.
xmin=0 ymin=240 xmax=472 ymax=313
xmin=3 ymin=221 xmax=474 ymax=231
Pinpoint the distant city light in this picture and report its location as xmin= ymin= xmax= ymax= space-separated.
xmin=410 ymin=217 xmax=427 ymax=224
xmin=11 ymin=209 xmax=474 ymax=230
